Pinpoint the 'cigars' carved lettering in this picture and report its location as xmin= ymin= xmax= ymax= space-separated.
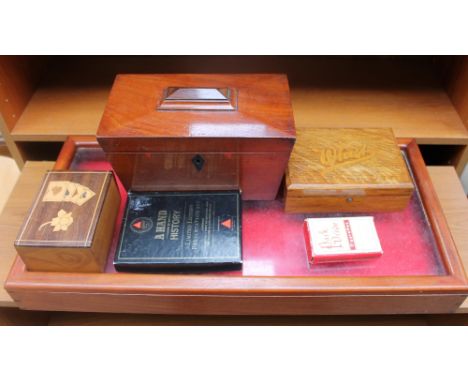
xmin=319 ymin=144 xmax=374 ymax=173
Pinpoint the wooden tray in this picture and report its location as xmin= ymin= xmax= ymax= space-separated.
xmin=5 ymin=136 xmax=468 ymax=315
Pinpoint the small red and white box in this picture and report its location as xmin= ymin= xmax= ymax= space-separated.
xmin=303 ymin=216 xmax=383 ymax=264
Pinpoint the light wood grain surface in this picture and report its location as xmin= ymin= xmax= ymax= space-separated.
xmin=427 ymin=166 xmax=468 ymax=313
xmin=0 ymin=163 xmax=467 ymax=313
xmin=288 ymin=128 xmax=412 ymax=187
xmin=285 ymin=129 xmax=414 ymax=212
xmin=446 ymin=57 xmax=468 ymax=128
xmin=0 ymin=161 xmax=54 ymax=306
xmin=292 ymin=88 xmax=468 ymax=144
xmin=11 ymin=86 xmax=468 ymax=145
xmin=11 ymin=87 xmax=110 ymax=141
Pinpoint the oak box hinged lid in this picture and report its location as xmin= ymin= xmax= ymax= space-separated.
xmin=285 ymin=128 xmax=414 ymax=213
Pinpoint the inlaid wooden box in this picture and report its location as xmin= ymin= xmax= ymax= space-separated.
xmin=285 ymin=128 xmax=414 ymax=213
xmin=96 ymin=74 xmax=296 ymax=200
xmin=14 ymin=171 xmax=120 ymax=272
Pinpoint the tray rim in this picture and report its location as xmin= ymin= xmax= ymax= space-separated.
xmin=5 ymin=136 xmax=468 ymax=299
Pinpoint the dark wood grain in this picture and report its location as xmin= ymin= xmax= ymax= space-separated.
xmin=44 ymin=312 xmax=435 ymax=325
xmin=14 ymin=170 xmax=120 ymax=272
xmin=97 ymin=74 xmax=296 ymax=200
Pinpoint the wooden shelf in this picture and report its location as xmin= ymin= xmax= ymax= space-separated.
xmin=11 ymin=86 xmax=110 ymax=141
xmin=12 ymin=85 xmax=468 ymax=145
xmin=292 ymin=88 xmax=468 ymax=144
xmin=10 ymin=56 xmax=468 ymax=144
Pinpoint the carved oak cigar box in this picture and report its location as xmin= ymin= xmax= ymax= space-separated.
xmin=285 ymin=128 xmax=414 ymax=213
xmin=15 ymin=171 xmax=120 ymax=272
xmin=97 ymin=74 xmax=296 ymax=200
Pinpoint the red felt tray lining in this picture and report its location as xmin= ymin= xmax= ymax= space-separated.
xmin=70 ymin=147 xmax=444 ymax=277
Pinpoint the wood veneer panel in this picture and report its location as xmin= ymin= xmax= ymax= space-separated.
xmin=8 ymin=291 xmax=466 ymax=316
xmin=11 ymin=86 xmax=110 ymax=141
xmin=97 ymin=74 xmax=295 ymax=148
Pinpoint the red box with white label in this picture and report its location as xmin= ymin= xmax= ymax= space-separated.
xmin=303 ymin=217 xmax=383 ymax=264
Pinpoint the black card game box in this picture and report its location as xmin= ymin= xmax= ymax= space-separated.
xmin=114 ymin=191 xmax=242 ymax=271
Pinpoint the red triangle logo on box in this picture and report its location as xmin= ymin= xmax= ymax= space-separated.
xmin=221 ymin=218 xmax=232 ymax=229
xmin=132 ymin=220 xmax=143 ymax=230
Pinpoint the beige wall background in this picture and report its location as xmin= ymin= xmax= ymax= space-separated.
xmin=0 ymin=132 xmax=20 ymax=213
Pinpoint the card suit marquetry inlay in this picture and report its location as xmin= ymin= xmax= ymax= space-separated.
xmin=158 ymin=87 xmax=238 ymax=111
